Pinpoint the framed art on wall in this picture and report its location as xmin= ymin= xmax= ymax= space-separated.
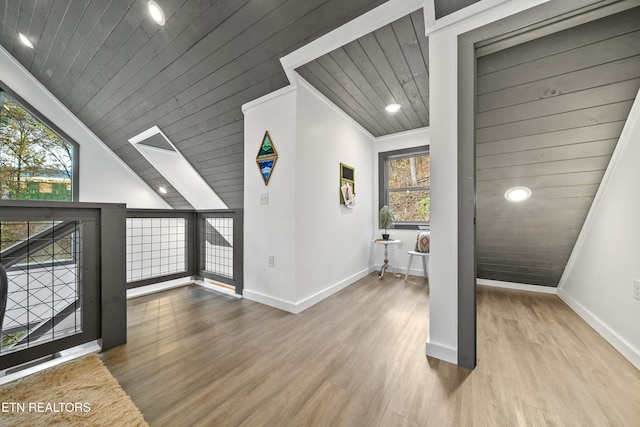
xmin=256 ymin=131 xmax=278 ymax=185
xmin=340 ymin=163 xmax=355 ymax=208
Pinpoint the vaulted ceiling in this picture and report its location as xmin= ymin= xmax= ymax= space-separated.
xmin=296 ymin=9 xmax=429 ymax=137
xmin=2 ymin=1 xmax=639 ymax=289
xmin=0 ymin=0 xmax=386 ymax=209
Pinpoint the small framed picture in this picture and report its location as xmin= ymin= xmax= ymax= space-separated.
xmin=340 ymin=163 xmax=355 ymax=208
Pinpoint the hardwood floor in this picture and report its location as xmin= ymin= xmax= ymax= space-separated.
xmin=102 ymin=275 xmax=640 ymax=426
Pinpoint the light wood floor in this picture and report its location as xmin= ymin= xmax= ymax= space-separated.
xmin=102 ymin=275 xmax=640 ymax=426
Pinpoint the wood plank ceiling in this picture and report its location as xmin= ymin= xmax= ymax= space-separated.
xmin=475 ymin=7 xmax=640 ymax=287
xmin=296 ymin=9 xmax=429 ymax=137
xmin=0 ymin=0 xmax=386 ymax=209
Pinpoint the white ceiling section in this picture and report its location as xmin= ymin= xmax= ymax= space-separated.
xmin=129 ymin=126 xmax=228 ymax=210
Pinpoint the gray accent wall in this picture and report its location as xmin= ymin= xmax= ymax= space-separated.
xmin=475 ymin=7 xmax=640 ymax=287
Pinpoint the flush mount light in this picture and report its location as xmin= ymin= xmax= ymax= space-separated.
xmin=158 ymin=186 xmax=168 ymax=194
xmin=385 ymin=103 xmax=401 ymax=113
xmin=504 ymin=186 xmax=532 ymax=202
xmin=148 ymin=1 xmax=166 ymax=25
xmin=18 ymin=33 xmax=34 ymax=49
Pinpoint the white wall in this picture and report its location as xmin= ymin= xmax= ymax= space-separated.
xmin=243 ymin=87 xmax=299 ymax=307
xmin=294 ymin=79 xmax=375 ymax=304
xmin=242 ymin=79 xmax=376 ymax=313
xmin=558 ymin=91 xmax=640 ymax=370
xmin=373 ymin=128 xmax=431 ymax=277
xmin=0 ymin=45 xmax=170 ymax=209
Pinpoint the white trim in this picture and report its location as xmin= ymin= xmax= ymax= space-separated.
xmin=0 ymin=45 xmax=171 ymax=209
xmin=196 ymin=280 xmax=243 ymax=299
xmin=0 ymin=341 xmax=101 ymax=386
xmin=425 ymin=337 xmax=457 ymax=364
xmin=279 ymin=0 xmax=424 ymax=83
xmin=242 ymin=289 xmax=299 ymax=313
xmin=126 ymin=277 xmax=192 ymax=299
xmin=558 ymin=288 xmax=640 ymax=370
xmin=244 ymin=266 xmax=375 ymax=314
xmin=477 ymin=278 xmax=558 ymax=294
xmin=241 ymin=84 xmax=298 ymax=113
xmin=374 ymin=126 xmax=430 ymax=142
xmin=558 ymin=89 xmax=640 ymax=291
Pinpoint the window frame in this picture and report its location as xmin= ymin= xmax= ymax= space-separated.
xmin=0 ymin=80 xmax=79 ymax=201
xmin=378 ymin=146 xmax=430 ymax=230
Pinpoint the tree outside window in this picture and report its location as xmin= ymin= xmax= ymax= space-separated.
xmin=379 ymin=147 xmax=430 ymax=229
xmin=0 ymin=91 xmax=73 ymax=201
xmin=0 ymin=89 xmax=77 ymax=265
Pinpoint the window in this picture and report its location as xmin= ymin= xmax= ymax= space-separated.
xmin=0 ymin=86 xmax=77 ymax=201
xmin=379 ymin=147 xmax=430 ymax=229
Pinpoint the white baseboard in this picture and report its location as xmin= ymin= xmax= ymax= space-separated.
xmin=196 ymin=280 xmax=242 ymax=299
xmin=126 ymin=277 xmax=193 ymax=299
xmin=425 ymin=337 xmax=457 ymax=365
xmin=242 ymin=290 xmax=299 ymax=313
xmin=557 ymin=288 xmax=640 ymax=370
xmin=477 ymin=279 xmax=558 ymax=294
xmin=244 ymin=266 xmax=376 ymax=314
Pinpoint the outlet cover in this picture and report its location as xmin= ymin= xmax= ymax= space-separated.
xmin=634 ymin=280 xmax=640 ymax=301
xmin=268 ymin=255 xmax=275 ymax=268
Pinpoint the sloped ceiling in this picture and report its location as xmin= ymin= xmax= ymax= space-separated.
xmin=0 ymin=0 xmax=385 ymax=209
xmin=475 ymin=6 xmax=640 ymax=287
xmin=296 ymin=9 xmax=429 ymax=137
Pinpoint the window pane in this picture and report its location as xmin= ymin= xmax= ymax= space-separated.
xmin=388 ymin=155 xmax=430 ymax=189
xmin=0 ymin=92 xmax=73 ymax=201
xmin=389 ymin=190 xmax=430 ymax=222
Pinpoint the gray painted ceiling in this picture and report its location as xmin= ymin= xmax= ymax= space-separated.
xmin=475 ymin=7 xmax=640 ymax=287
xmin=296 ymin=9 xmax=429 ymax=137
xmin=0 ymin=0 xmax=386 ymax=209
xmin=2 ymin=1 xmax=638 ymax=290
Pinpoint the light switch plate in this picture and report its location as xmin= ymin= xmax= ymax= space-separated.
xmin=260 ymin=193 xmax=269 ymax=205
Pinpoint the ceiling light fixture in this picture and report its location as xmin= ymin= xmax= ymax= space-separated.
xmin=504 ymin=186 xmax=532 ymax=202
xmin=158 ymin=186 xmax=168 ymax=194
xmin=385 ymin=103 xmax=401 ymax=113
xmin=18 ymin=33 xmax=34 ymax=49
xmin=148 ymin=1 xmax=166 ymax=25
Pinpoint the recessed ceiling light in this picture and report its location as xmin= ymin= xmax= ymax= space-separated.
xmin=385 ymin=103 xmax=401 ymax=113
xmin=158 ymin=186 xmax=168 ymax=194
xmin=504 ymin=186 xmax=532 ymax=202
xmin=18 ymin=33 xmax=34 ymax=49
xmin=148 ymin=1 xmax=165 ymax=25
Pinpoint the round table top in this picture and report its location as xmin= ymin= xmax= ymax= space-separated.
xmin=372 ymin=239 xmax=401 ymax=244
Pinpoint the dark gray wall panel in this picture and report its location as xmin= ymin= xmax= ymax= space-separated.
xmin=476 ymin=7 xmax=640 ymax=287
xmin=434 ymin=0 xmax=481 ymax=19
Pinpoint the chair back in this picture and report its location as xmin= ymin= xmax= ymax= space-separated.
xmin=415 ymin=231 xmax=430 ymax=253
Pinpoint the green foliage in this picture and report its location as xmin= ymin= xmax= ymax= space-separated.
xmin=0 ymin=93 xmax=72 ymax=201
xmin=2 ymin=329 xmax=29 ymax=349
xmin=379 ymin=205 xmax=395 ymax=231
xmin=418 ymin=196 xmax=431 ymax=222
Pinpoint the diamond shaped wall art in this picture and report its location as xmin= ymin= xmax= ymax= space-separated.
xmin=256 ymin=131 xmax=278 ymax=185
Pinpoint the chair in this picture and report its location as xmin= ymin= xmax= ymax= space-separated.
xmin=404 ymin=231 xmax=429 ymax=282
xmin=404 ymin=251 xmax=429 ymax=282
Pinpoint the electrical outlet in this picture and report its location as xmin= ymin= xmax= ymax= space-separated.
xmin=268 ymin=255 xmax=275 ymax=268
xmin=634 ymin=280 xmax=640 ymax=301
